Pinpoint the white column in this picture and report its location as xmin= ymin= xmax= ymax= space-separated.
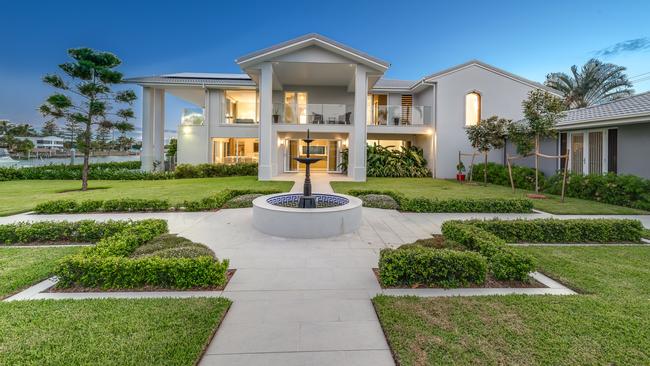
xmin=152 ymin=88 xmax=165 ymax=170
xmin=258 ymin=62 xmax=273 ymax=180
xmin=141 ymin=87 xmax=154 ymax=171
xmin=350 ymin=65 xmax=368 ymax=181
xmin=205 ymin=89 xmax=223 ymax=163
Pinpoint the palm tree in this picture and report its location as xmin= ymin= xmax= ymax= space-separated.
xmin=545 ymin=58 xmax=634 ymax=109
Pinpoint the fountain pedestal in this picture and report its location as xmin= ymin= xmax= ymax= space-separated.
xmin=294 ymin=129 xmax=321 ymax=208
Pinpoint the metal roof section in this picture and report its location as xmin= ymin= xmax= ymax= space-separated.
xmin=236 ymin=33 xmax=390 ymax=71
xmin=422 ymin=60 xmax=561 ymax=96
xmin=556 ymin=91 xmax=650 ymax=129
xmin=373 ymin=79 xmax=417 ymax=89
xmin=123 ymin=74 xmax=256 ymax=88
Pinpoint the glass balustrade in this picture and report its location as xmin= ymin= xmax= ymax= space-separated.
xmin=181 ymin=108 xmax=205 ymax=125
xmin=367 ymin=105 xmax=432 ymax=126
xmin=273 ymin=103 xmax=354 ymax=124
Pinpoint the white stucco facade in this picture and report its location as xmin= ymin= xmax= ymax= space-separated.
xmin=127 ymin=33 xmax=559 ymax=180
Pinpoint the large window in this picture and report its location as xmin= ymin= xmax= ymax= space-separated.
xmin=212 ymin=138 xmax=259 ymax=164
xmin=465 ymin=92 xmax=481 ymax=126
xmin=225 ymin=90 xmax=258 ymax=124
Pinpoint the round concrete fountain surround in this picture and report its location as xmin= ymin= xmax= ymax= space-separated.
xmin=252 ymin=193 xmax=362 ymax=238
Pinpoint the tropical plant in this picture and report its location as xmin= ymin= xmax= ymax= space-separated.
xmin=508 ymin=90 xmax=565 ymax=193
xmin=39 ymin=48 xmax=137 ymax=191
xmin=465 ymin=116 xmax=509 ymax=185
xmin=545 ymin=58 xmax=634 ymax=108
xmin=366 ymin=144 xmax=430 ymax=178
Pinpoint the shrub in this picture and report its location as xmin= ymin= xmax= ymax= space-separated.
xmin=378 ymin=247 xmax=487 ymax=287
xmin=182 ymin=189 xmax=281 ymax=211
xmin=131 ymin=234 xmax=215 ymax=259
xmin=346 ymin=189 xmax=533 ymax=213
xmin=365 ymin=145 xmax=431 ymax=178
xmin=546 ymin=172 xmax=650 ymax=210
xmin=53 ymin=220 xmax=229 ymax=289
xmin=56 ymin=255 xmax=229 ymax=289
xmin=34 ymin=199 xmax=171 ymax=213
xmin=441 ymin=221 xmax=535 ymax=281
xmin=0 ymin=161 xmax=173 ymax=181
xmin=174 ymin=163 xmax=258 ymax=178
xmin=0 ymin=220 xmax=136 ymax=245
xmin=221 ymin=194 xmax=264 ymax=209
xmin=357 ymin=194 xmax=400 ymax=210
xmin=463 ymin=218 xmax=644 ymax=243
xmin=472 ymin=162 xmax=542 ymax=191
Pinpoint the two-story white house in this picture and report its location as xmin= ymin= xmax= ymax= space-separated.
xmin=127 ymin=33 xmax=559 ymax=180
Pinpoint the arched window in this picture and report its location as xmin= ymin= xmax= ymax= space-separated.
xmin=465 ymin=92 xmax=481 ymax=126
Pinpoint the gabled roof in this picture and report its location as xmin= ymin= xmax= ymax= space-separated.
xmin=373 ymin=79 xmax=417 ymax=89
xmin=236 ymin=33 xmax=390 ymax=71
xmin=556 ymin=91 xmax=650 ymax=129
xmin=423 ymin=60 xmax=561 ymax=96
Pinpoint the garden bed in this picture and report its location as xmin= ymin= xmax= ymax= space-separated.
xmin=0 ymin=220 xmax=231 ymax=290
xmin=372 ymin=268 xmax=545 ymax=289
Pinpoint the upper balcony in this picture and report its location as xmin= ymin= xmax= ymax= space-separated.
xmin=272 ymin=103 xmax=353 ymax=125
xmin=367 ymin=105 xmax=432 ymax=126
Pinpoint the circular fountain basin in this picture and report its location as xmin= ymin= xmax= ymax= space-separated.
xmin=252 ymin=193 xmax=362 ymax=238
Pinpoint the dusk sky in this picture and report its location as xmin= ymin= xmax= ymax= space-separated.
xmin=1 ymin=0 xmax=649 ymax=131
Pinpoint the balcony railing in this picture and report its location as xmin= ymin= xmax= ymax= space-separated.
xmin=273 ymin=103 xmax=354 ymax=125
xmin=367 ymin=105 xmax=432 ymax=126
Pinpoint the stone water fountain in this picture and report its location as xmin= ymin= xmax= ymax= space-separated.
xmin=252 ymin=130 xmax=362 ymax=238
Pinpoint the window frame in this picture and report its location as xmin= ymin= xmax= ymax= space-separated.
xmin=464 ymin=91 xmax=482 ymax=127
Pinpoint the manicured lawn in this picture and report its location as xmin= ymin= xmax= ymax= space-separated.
xmin=0 ymin=297 xmax=231 ymax=365
xmin=0 ymin=177 xmax=293 ymax=216
xmin=373 ymin=245 xmax=650 ymax=365
xmin=332 ymin=178 xmax=647 ymax=215
xmin=0 ymin=247 xmax=82 ymax=298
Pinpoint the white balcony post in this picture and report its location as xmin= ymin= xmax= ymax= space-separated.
xmin=152 ymin=88 xmax=165 ymax=171
xmin=258 ymin=62 xmax=273 ymax=180
xmin=141 ymin=87 xmax=154 ymax=171
xmin=350 ymin=65 xmax=368 ymax=181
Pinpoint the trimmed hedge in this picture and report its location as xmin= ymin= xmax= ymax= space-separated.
xmin=174 ymin=163 xmax=257 ymax=178
xmin=357 ymin=194 xmax=400 ymax=210
xmin=546 ymin=172 xmax=650 ymax=211
xmin=472 ymin=163 xmax=650 ymax=211
xmin=0 ymin=220 xmax=136 ymax=245
xmin=441 ymin=221 xmax=535 ymax=281
xmin=378 ymin=247 xmax=487 ymax=287
xmin=472 ymin=162 xmax=541 ymax=191
xmin=34 ymin=199 xmax=171 ymax=214
xmin=347 ymin=189 xmax=533 ymax=213
xmin=54 ymin=219 xmax=230 ymax=289
xmin=461 ymin=218 xmax=644 ymax=243
xmin=33 ymin=189 xmax=282 ymax=214
xmin=0 ymin=161 xmax=257 ymax=181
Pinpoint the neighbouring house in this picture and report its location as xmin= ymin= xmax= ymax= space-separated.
xmin=14 ymin=135 xmax=65 ymax=150
xmin=126 ymin=33 xmax=561 ymax=180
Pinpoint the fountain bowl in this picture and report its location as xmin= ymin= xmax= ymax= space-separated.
xmin=252 ymin=193 xmax=362 ymax=238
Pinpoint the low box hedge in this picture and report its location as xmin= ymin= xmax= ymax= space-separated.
xmin=461 ymin=218 xmax=644 ymax=243
xmin=53 ymin=219 xmax=229 ymax=289
xmin=347 ymin=189 xmax=533 ymax=213
xmin=174 ymin=163 xmax=258 ymax=178
xmin=33 ymin=189 xmax=283 ymax=214
xmin=0 ymin=220 xmax=136 ymax=245
xmin=378 ymin=246 xmax=487 ymax=288
xmin=441 ymin=221 xmax=534 ymax=281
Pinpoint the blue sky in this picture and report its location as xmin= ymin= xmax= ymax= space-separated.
xmin=1 ymin=0 xmax=649 ymax=131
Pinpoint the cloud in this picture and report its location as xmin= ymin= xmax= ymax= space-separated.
xmin=595 ymin=37 xmax=650 ymax=57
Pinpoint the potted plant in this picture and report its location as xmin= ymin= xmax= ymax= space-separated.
xmin=456 ymin=161 xmax=466 ymax=182
xmin=272 ymin=104 xmax=281 ymax=123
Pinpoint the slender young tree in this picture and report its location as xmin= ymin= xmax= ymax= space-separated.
xmin=39 ymin=48 xmax=136 ymax=190
xmin=465 ymin=116 xmax=510 ymax=185
xmin=508 ymin=90 xmax=566 ymax=193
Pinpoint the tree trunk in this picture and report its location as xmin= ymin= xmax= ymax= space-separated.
xmin=483 ymin=152 xmax=488 ymax=186
xmin=534 ymin=134 xmax=540 ymax=193
xmin=81 ymin=122 xmax=91 ymax=191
